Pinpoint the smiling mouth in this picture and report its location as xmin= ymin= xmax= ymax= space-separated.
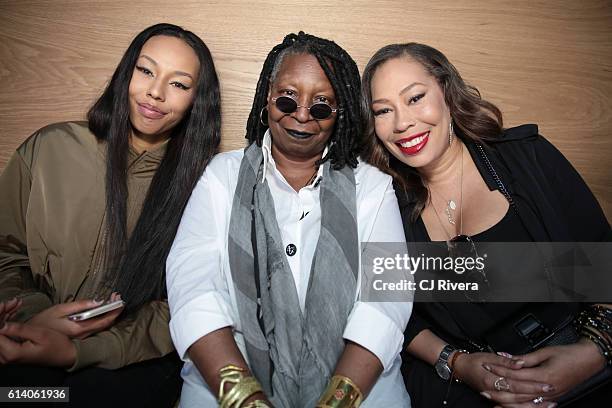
xmin=395 ymin=131 xmax=430 ymax=155
xmin=137 ymin=103 xmax=167 ymax=120
xmin=286 ymin=128 xmax=315 ymax=139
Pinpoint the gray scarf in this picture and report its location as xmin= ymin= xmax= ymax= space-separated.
xmin=227 ymin=143 xmax=359 ymax=408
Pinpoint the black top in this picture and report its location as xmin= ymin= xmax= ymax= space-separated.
xmin=422 ymin=207 xmax=531 ymax=243
xmin=471 ymin=208 xmax=524 ymax=241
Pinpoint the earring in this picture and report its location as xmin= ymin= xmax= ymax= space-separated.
xmin=260 ymin=106 xmax=269 ymax=127
xmin=448 ymin=120 xmax=454 ymax=146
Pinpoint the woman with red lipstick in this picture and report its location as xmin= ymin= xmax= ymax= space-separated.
xmin=166 ymin=32 xmax=412 ymax=408
xmin=0 ymin=23 xmax=221 ymax=407
xmin=361 ymin=43 xmax=611 ymax=408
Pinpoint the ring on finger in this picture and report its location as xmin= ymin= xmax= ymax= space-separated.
xmin=533 ymin=396 xmax=544 ymax=404
xmin=494 ymin=376 xmax=510 ymax=392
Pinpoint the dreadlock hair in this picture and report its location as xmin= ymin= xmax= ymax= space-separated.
xmin=87 ymin=23 xmax=221 ymax=313
xmin=245 ymin=31 xmax=362 ymax=169
xmin=360 ymin=43 xmax=503 ymax=220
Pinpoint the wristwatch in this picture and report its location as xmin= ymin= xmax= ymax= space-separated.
xmin=434 ymin=344 xmax=457 ymax=381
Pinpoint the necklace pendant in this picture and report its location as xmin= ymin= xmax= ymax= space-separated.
xmin=448 ymin=200 xmax=457 ymax=210
xmin=445 ymin=207 xmax=456 ymax=225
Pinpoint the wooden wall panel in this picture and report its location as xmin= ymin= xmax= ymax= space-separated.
xmin=1 ymin=0 xmax=610 ymax=219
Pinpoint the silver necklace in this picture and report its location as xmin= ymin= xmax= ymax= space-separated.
xmin=303 ymin=167 xmax=319 ymax=188
xmin=428 ymin=144 xmax=464 ymax=238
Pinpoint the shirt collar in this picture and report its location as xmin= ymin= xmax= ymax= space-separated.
xmin=127 ymin=138 xmax=169 ymax=174
xmin=261 ymin=129 xmax=326 ymax=188
xmin=261 ymin=129 xmax=274 ymax=180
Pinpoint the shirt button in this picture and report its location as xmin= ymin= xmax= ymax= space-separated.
xmin=286 ymin=244 xmax=297 ymax=256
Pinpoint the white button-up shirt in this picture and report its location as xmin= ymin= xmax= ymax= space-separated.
xmin=167 ymin=132 xmax=412 ymax=407
xmin=261 ymin=133 xmax=325 ymax=312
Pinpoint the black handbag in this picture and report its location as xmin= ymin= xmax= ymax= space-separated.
xmin=481 ymin=303 xmax=581 ymax=355
xmin=478 ymin=302 xmax=612 ymax=406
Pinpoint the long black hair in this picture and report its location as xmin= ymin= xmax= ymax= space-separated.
xmin=361 ymin=43 xmax=503 ymax=220
xmin=87 ymin=23 xmax=221 ymax=313
xmin=245 ymin=31 xmax=362 ymax=169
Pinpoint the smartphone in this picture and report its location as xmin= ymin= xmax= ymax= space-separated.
xmin=67 ymin=300 xmax=125 ymax=321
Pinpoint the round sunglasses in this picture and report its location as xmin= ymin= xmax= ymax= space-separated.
xmin=271 ymin=96 xmax=340 ymax=120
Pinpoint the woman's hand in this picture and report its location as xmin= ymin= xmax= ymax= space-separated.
xmin=28 ymin=293 xmax=123 ymax=339
xmin=0 ymin=297 xmax=22 ymax=327
xmin=453 ymin=352 xmax=555 ymax=405
xmin=0 ymin=322 xmax=76 ymax=367
xmin=486 ymin=340 xmax=606 ymax=406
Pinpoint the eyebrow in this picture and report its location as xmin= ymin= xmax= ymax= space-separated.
xmin=371 ymin=82 xmax=426 ymax=104
xmin=138 ymin=55 xmax=194 ymax=79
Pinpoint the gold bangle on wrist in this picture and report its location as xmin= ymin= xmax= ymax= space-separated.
xmin=316 ymin=375 xmax=363 ymax=408
xmin=218 ymin=364 xmax=264 ymax=408
xmin=242 ymin=401 xmax=272 ymax=408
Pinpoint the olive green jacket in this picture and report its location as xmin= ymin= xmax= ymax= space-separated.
xmin=0 ymin=121 xmax=174 ymax=371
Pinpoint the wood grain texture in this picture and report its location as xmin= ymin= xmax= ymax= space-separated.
xmin=1 ymin=0 xmax=610 ymax=219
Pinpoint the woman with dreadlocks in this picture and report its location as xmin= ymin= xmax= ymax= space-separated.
xmin=0 ymin=23 xmax=221 ymax=407
xmin=167 ymin=32 xmax=412 ymax=407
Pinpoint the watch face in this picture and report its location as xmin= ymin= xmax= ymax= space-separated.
xmin=435 ymin=361 xmax=451 ymax=380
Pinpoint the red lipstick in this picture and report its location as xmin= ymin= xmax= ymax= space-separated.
xmin=395 ymin=131 xmax=429 ymax=155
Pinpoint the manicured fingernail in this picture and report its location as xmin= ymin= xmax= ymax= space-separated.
xmin=496 ymin=351 xmax=513 ymax=358
xmin=513 ymin=359 xmax=525 ymax=366
xmin=480 ymin=392 xmax=492 ymax=399
xmin=543 ymin=384 xmax=554 ymax=392
xmin=482 ymin=364 xmax=492 ymax=371
xmin=547 ymin=403 xmax=557 ymax=408
xmin=93 ymin=298 xmax=104 ymax=304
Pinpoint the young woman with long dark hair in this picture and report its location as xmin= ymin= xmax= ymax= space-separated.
xmin=0 ymin=23 xmax=221 ymax=407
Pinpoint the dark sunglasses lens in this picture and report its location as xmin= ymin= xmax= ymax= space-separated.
xmin=447 ymin=235 xmax=477 ymax=258
xmin=450 ymin=234 xmax=470 ymax=243
xmin=309 ymin=103 xmax=333 ymax=120
xmin=275 ymin=96 xmax=297 ymax=114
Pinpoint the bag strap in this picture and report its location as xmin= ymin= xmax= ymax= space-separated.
xmin=475 ymin=144 xmax=518 ymax=215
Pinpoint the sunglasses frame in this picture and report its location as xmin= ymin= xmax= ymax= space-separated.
xmin=271 ymin=95 xmax=341 ymax=120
